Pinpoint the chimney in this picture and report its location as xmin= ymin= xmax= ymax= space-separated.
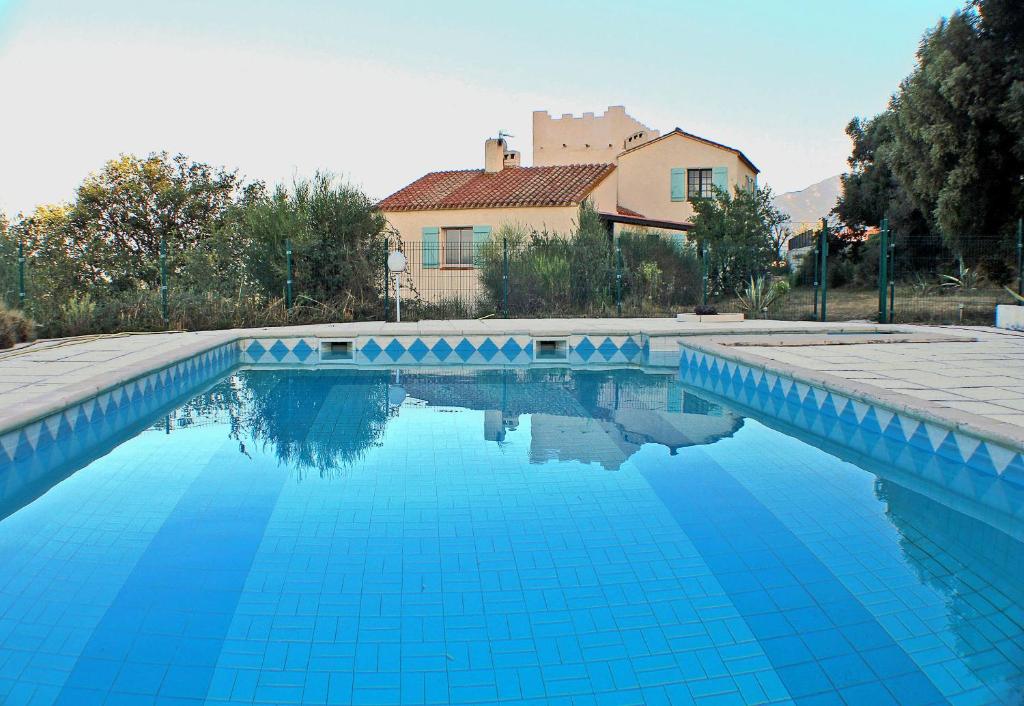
xmin=503 ymin=149 xmax=521 ymax=168
xmin=484 ymin=137 xmax=505 ymax=173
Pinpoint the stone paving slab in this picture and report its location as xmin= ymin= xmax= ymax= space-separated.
xmin=0 ymin=330 xmax=236 ymax=435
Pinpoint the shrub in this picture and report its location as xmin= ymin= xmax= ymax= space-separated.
xmin=59 ymin=294 xmax=100 ymax=337
xmin=619 ymin=230 xmax=702 ymax=311
xmin=0 ymin=305 xmax=35 ymax=349
xmin=478 ymin=207 xmax=616 ymax=317
xmin=402 ymin=296 xmax=475 ymax=321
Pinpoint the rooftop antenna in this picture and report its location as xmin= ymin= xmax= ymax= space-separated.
xmin=498 ymin=130 xmax=514 ymax=142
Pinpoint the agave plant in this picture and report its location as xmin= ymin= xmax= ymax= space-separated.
xmin=735 ymin=276 xmax=790 ymax=317
xmin=910 ymin=273 xmax=939 ymax=297
xmin=939 ymin=262 xmax=982 ymax=291
xmin=1004 ymin=286 xmax=1024 ymax=304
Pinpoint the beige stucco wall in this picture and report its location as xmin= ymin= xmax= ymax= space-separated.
xmin=615 ymin=133 xmax=758 ymax=225
xmin=384 ymin=204 xmax=582 ymax=243
xmin=533 ymin=106 xmax=659 ymax=166
xmin=383 ymin=204 xmax=581 ymax=306
xmin=586 ymin=172 xmax=618 ymax=214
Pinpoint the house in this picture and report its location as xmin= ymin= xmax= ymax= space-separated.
xmin=377 ymin=106 xmax=759 ymax=302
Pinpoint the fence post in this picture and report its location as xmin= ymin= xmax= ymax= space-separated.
xmin=699 ymin=242 xmax=708 ymax=306
xmin=819 ymin=219 xmax=828 ymax=322
xmin=812 ymin=231 xmax=819 ymax=318
xmin=502 ymin=235 xmax=509 ymax=318
xmin=615 ymin=242 xmax=623 ymax=317
xmin=878 ymin=217 xmax=889 ymax=323
xmin=17 ymin=237 xmax=26 ymax=309
xmin=160 ymin=237 xmax=169 ymax=327
xmin=1017 ymin=217 xmax=1023 ymax=303
xmin=382 ymin=242 xmax=390 ymax=322
xmin=888 ymin=235 xmax=896 ymax=322
xmin=285 ymin=239 xmax=293 ymax=310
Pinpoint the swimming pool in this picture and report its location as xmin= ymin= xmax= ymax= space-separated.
xmin=0 ymin=365 xmax=1022 ymax=705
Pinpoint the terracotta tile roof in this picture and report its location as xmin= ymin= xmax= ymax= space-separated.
xmin=619 ymin=128 xmax=760 ymax=174
xmin=616 ymin=205 xmax=645 ymax=217
xmin=378 ymin=164 xmax=615 ymax=212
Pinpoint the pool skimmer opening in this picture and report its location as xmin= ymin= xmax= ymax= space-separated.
xmin=320 ymin=340 xmax=354 ymax=362
xmin=534 ymin=338 xmax=568 ymax=361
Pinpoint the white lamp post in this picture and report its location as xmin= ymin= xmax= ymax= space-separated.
xmin=387 ymin=251 xmax=407 ymax=322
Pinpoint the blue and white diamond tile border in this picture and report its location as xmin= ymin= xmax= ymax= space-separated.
xmin=679 ymin=345 xmax=1024 ymax=499
xmin=0 ymin=342 xmax=238 ymax=474
xmin=355 ymin=336 xmax=534 ymax=365
xmin=240 ymin=338 xmax=317 ymax=365
xmin=567 ymin=335 xmax=643 ymax=365
xmin=238 ymin=335 xmax=652 ymax=367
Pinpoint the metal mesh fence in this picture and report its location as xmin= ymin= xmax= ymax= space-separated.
xmin=393 ymin=233 xmax=702 ymax=319
xmin=4 ymin=226 xmax=1022 ymax=337
xmin=885 ymin=233 xmax=1020 ymax=325
xmin=0 ymin=237 xmax=20 ymax=310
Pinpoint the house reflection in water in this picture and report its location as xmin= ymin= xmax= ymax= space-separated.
xmin=401 ymin=368 xmax=743 ymax=470
xmin=156 ymin=368 xmax=742 ymax=478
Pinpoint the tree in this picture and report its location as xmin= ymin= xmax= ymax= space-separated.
xmin=0 ymin=154 xmax=394 ymax=333
xmin=835 ymin=0 xmax=1024 ymax=254
xmin=229 ymin=172 xmax=390 ymax=317
xmin=837 ymin=114 xmax=926 ymax=234
xmin=8 ymin=204 xmax=85 ymax=294
xmin=688 ymin=185 xmax=790 ymax=296
xmin=69 ymin=152 xmax=242 ymax=290
xmin=0 ymin=212 xmax=12 ymax=306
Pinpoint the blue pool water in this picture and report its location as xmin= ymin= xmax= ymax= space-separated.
xmin=0 ymin=367 xmax=1022 ymax=705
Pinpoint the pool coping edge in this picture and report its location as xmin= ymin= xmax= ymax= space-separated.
xmin=677 ymin=336 xmax=1024 ymax=452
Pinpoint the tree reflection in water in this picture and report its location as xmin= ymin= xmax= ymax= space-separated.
xmin=160 ymin=369 xmax=394 ymax=478
xmin=877 ymin=478 xmax=1024 ymax=699
xmin=158 ymin=367 xmax=741 ymax=477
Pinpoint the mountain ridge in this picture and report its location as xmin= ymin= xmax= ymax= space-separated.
xmin=772 ymin=174 xmax=842 ymax=230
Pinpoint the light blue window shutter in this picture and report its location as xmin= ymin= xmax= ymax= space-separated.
xmin=472 ymin=225 xmax=491 ymax=266
xmin=712 ymin=167 xmax=729 ymax=195
xmin=670 ymin=168 xmax=686 ymax=202
xmin=670 ymin=232 xmax=686 ymax=251
xmin=422 ymin=227 xmax=439 ymax=269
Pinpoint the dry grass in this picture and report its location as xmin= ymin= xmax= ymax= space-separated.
xmin=762 ymin=287 xmax=1017 ymax=324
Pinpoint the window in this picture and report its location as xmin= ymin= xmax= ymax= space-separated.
xmin=444 ymin=227 xmax=474 ymax=267
xmin=687 ymin=168 xmax=713 ymax=200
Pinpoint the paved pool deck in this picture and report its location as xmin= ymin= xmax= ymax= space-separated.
xmin=677 ymin=325 xmax=1024 ymax=452
xmin=2 ymin=319 xmax=1023 ymax=450
xmin=733 ymin=327 xmax=1024 ymax=427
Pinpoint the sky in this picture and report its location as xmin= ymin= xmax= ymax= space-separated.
xmin=0 ymin=0 xmax=955 ymax=217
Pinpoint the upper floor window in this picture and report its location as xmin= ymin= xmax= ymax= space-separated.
xmin=687 ymin=168 xmax=714 ymax=200
xmin=444 ymin=227 xmax=474 ymax=267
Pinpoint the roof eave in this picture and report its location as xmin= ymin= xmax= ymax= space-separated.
xmin=380 ymin=201 xmax=584 ymax=213
xmin=617 ymin=129 xmax=760 ymax=175
xmin=598 ymin=212 xmax=691 ymax=231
